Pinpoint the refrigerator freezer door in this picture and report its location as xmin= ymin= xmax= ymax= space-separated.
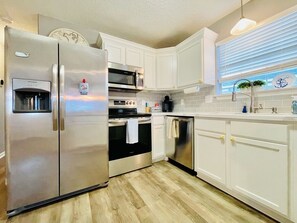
xmin=5 ymin=27 xmax=59 ymax=211
xmin=59 ymin=42 xmax=109 ymax=195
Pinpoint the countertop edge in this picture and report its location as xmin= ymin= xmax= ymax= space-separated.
xmin=150 ymin=112 xmax=297 ymax=122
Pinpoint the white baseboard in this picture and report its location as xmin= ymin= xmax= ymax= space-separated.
xmin=0 ymin=151 xmax=5 ymax=159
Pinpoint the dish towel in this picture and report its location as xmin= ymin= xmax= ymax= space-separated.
xmin=166 ymin=117 xmax=180 ymax=139
xmin=173 ymin=119 xmax=179 ymax=138
xmin=126 ymin=119 xmax=138 ymax=144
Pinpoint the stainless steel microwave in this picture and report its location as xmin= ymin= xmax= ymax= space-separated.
xmin=108 ymin=62 xmax=144 ymax=91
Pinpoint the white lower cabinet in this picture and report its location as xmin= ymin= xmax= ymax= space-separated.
xmin=152 ymin=116 xmax=165 ymax=162
xmin=230 ymin=121 xmax=289 ymax=215
xmin=195 ymin=129 xmax=226 ymax=185
xmin=195 ymin=118 xmax=290 ymax=220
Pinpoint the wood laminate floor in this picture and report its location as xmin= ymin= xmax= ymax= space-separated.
xmin=0 ymin=160 xmax=276 ymax=223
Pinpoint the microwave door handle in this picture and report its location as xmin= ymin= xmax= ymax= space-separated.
xmin=60 ymin=65 xmax=65 ymax=131
xmin=52 ymin=64 xmax=58 ymax=131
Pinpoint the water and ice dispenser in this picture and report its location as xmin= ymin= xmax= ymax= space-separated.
xmin=13 ymin=79 xmax=51 ymax=113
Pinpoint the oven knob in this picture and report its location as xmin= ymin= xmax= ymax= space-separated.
xmin=125 ymin=101 xmax=128 ymax=105
xmin=129 ymin=101 xmax=132 ymax=105
xmin=133 ymin=101 xmax=135 ymax=105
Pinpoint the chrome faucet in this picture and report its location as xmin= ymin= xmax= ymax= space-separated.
xmin=231 ymin=79 xmax=255 ymax=113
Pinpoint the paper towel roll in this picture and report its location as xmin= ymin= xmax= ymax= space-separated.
xmin=183 ymin=86 xmax=200 ymax=94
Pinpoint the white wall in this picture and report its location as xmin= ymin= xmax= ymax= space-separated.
xmin=209 ymin=0 xmax=297 ymax=41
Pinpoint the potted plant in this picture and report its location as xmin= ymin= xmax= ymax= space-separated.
xmin=237 ymin=80 xmax=265 ymax=92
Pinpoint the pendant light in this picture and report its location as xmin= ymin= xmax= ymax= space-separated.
xmin=230 ymin=0 xmax=256 ymax=35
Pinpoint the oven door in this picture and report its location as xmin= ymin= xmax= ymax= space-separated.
xmin=108 ymin=118 xmax=151 ymax=161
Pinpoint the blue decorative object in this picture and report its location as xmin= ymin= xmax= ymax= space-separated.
xmin=272 ymin=73 xmax=297 ymax=88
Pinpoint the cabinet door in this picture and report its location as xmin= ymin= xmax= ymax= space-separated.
xmin=152 ymin=125 xmax=165 ymax=161
xmin=230 ymin=136 xmax=288 ymax=215
xmin=104 ymin=41 xmax=125 ymax=64
xmin=177 ymin=41 xmax=202 ymax=87
xmin=126 ymin=47 xmax=143 ymax=67
xmin=156 ymin=54 xmax=176 ymax=89
xmin=195 ymin=130 xmax=226 ymax=185
xmin=144 ymin=53 xmax=156 ymax=89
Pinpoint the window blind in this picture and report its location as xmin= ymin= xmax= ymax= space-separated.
xmin=217 ymin=10 xmax=297 ymax=82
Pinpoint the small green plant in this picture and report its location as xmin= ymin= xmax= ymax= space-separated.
xmin=237 ymin=80 xmax=265 ymax=89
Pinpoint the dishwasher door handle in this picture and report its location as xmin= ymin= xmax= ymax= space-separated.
xmin=170 ymin=117 xmax=193 ymax=122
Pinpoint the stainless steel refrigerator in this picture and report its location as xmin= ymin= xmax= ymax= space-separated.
xmin=5 ymin=27 xmax=109 ymax=216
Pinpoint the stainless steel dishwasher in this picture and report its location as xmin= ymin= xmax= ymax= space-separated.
xmin=165 ymin=116 xmax=195 ymax=174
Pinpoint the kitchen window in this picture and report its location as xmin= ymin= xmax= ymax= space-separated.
xmin=216 ymin=9 xmax=297 ymax=94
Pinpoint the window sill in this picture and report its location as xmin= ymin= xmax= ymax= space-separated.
xmin=214 ymin=87 xmax=297 ymax=101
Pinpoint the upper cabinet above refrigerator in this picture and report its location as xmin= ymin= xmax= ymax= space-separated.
xmin=101 ymin=33 xmax=144 ymax=68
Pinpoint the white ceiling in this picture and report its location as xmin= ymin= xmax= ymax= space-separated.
xmin=0 ymin=0 xmax=249 ymax=48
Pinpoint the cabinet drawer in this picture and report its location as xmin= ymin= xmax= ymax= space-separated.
xmin=231 ymin=121 xmax=288 ymax=144
xmin=153 ymin=116 xmax=164 ymax=125
xmin=195 ymin=119 xmax=226 ymax=133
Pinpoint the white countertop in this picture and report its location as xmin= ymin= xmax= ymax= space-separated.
xmin=151 ymin=112 xmax=297 ymax=122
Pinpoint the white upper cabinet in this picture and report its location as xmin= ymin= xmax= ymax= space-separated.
xmin=126 ymin=46 xmax=144 ymax=67
xmin=101 ymin=33 xmax=144 ymax=67
xmin=103 ymin=40 xmax=125 ymax=65
xmin=101 ymin=27 xmax=217 ymax=91
xmin=156 ymin=47 xmax=177 ymax=90
xmin=144 ymin=51 xmax=156 ymax=89
xmin=176 ymin=28 xmax=218 ymax=88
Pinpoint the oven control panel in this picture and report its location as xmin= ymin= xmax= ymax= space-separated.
xmin=109 ymin=97 xmax=137 ymax=108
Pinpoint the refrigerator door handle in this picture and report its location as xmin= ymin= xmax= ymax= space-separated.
xmin=52 ymin=64 xmax=58 ymax=131
xmin=60 ymin=65 xmax=65 ymax=131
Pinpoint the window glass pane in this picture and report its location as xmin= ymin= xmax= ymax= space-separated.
xmin=220 ymin=67 xmax=297 ymax=94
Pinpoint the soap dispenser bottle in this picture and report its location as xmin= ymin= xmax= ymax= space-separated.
xmin=242 ymin=103 xmax=247 ymax=113
xmin=292 ymin=96 xmax=297 ymax=114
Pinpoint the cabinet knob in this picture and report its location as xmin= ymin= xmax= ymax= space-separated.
xmin=219 ymin=135 xmax=225 ymax=140
xmin=230 ymin=136 xmax=235 ymax=142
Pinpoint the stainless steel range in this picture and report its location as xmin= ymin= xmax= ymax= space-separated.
xmin=108 ymin=97 xmax=152 ymax=177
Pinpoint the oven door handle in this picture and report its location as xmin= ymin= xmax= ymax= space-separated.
xmin=138 ymin=119 xmax=151 ymax=124
xmin=109 ymin=118 xmax=151 ymax=127
xmin=109 ymin=120 xmax=126 ymax=127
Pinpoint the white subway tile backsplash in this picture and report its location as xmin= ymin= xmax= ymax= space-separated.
xmin=133 ymin=87 xmax=295 ymax=114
